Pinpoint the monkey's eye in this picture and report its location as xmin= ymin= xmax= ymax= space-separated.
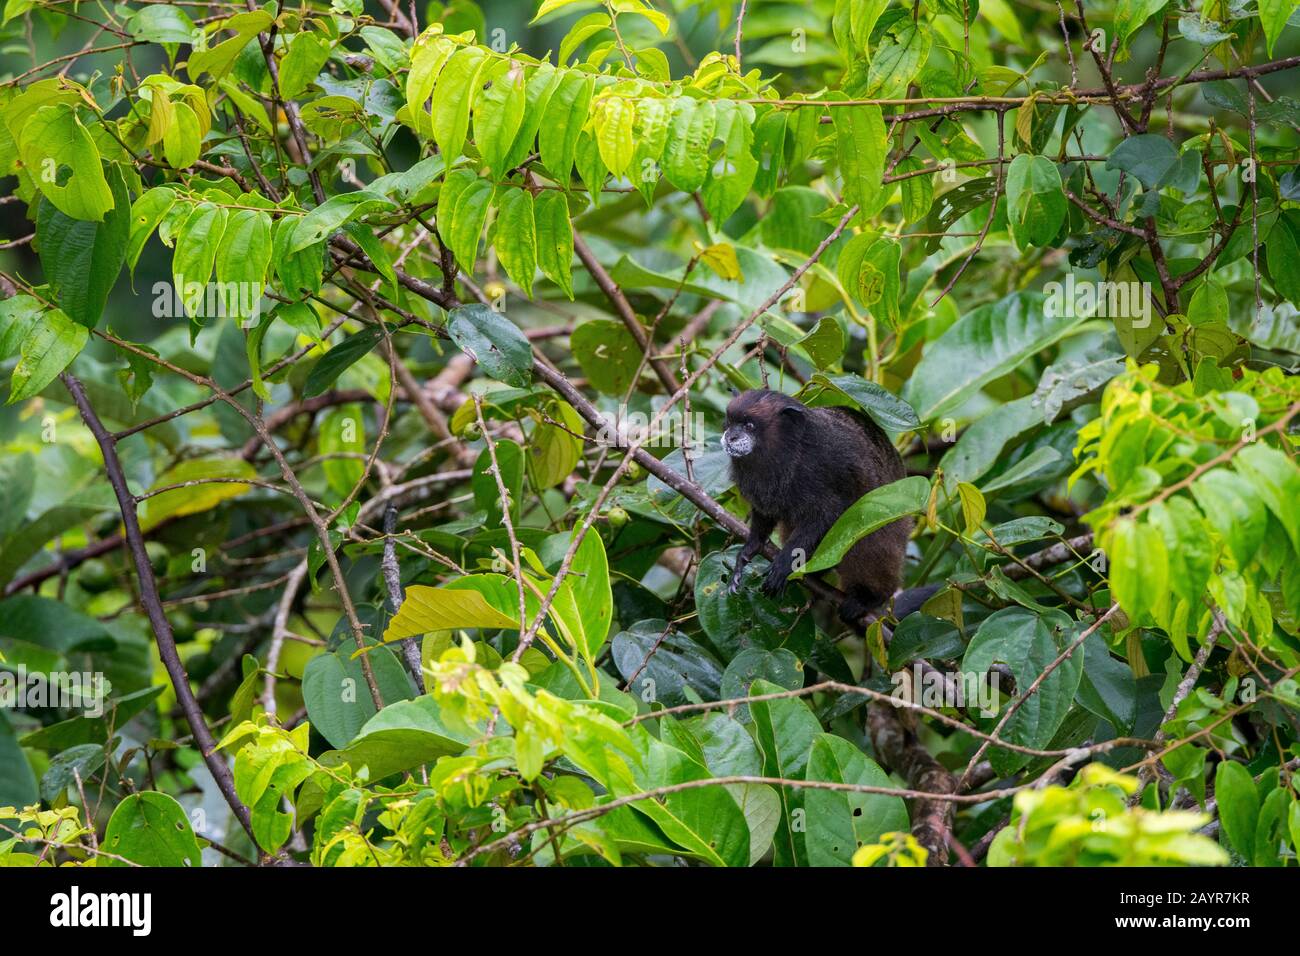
xmin=744 ymin=422 xmax=755 ymax=431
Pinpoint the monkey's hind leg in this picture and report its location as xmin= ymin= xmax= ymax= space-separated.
xmin=835 ymin=523 xmax=908 ymax=626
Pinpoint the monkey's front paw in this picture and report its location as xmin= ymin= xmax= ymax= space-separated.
xmin=760 ymin=564 xmax=789 ymax=597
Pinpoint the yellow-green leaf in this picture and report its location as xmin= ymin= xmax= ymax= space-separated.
xmin=138 ymin=457 xmax=256 ymax=531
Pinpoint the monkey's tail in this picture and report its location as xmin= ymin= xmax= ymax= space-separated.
xmin=890 ymin=583 xmax=942 ymax=620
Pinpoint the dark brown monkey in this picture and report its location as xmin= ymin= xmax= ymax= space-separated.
xmin=722 ymin=389 xmax=911 ymax=624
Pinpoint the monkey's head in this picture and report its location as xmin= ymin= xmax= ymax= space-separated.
xmin=722 ymin=389 xmax=805 ymax=462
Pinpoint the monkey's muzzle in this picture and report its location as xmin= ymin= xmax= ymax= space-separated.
xmin=721 ymin=426 xmax=754 ymax=458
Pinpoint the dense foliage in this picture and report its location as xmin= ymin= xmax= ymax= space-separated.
xmin=0 ymin=0 xmax=1297 ymax=868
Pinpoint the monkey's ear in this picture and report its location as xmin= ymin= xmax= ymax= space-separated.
xmin=780 ymin=404 xmax=806 ymax=422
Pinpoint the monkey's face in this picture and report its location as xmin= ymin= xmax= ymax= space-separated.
xmin=721 ymin=418 xmax=757 ymax=458
xmin=722 ymin=389 xmax=802 ymax=460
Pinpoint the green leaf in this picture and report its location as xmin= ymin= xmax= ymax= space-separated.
xmin=630 ymin=95 xmax=671 ymax=203
xmin=101 ymin=792 xmax=202 ymax=867
xmin=1260 ymin=0 xmax=1299 ymax=55
xmin=571 ymin=318 xmax=641 ymax=394
xmin=701 ymin=100 xmax=758 ymax=222
xmin=796 ymin=317 xmax=845 ymax=370
xmin=7 ymin=305 xmax=87 ymax=404
xmin=962 ymin=607 xmax=1085 ymax=775
xmin=272 ymin=217 xmax=325 ymax=296
xmin=213 ymin=208 xmax=272 ymax=321
xmin=719 ymin=648 xmax=804 ymax=723
xmin=537 ymin=71 xmax=592 ymax=184
xmin=472 ymin=438 xmax=523 ymax=522
xmin=186 ymin=10 xmax=271 ymax=81
xmin=493 ymin=187 xmax=537 ymax=297
xmin=475 ymin=60 xmax=527 ymax=178
xmin=618 ymin=732 xmax=749 ymax=867
xmin=405 ymin=34 xmax=455 ymax=138
xmin=127 ymin=4 xmax=198 ymax=43
xmin=695 ymin=547 xmax=817 ymax=659
xmin=161 ymin=99 xmax=201 ymax=169
xmin=749 ymin=678 xmax=822 ymax=866
xmin=343 ymin=220 xmax=397 ymax=299
xmin=0 ymin=453 xmax=34 ymax=538
xmin=39 ymin=743 xmax=106 ymax=803
xmin=302 ymin=642 xmax=414 ymax=748
xmin=432 ymin=46 xmax=489 ymax=163
xmin=1147 ymin=497 xmax=1213 ymax=612
xmin=836 ymin=232 xmax=900 ymax=325
xmin=527 ymin=398 xmax=583 ymax=488
xmin=532 ymin=0 xmax=589 ymax=22
xmin=19 ymin=104 xmax=114 ymax=221
xmin=318 ymin=404 xmax=365 ymax=499
xmin=217 ymin=78 xmax=270 ymax=132
xmin=800 ymin=475 xmax=930 ymax=574
xmin=384 ymin=581 xmax=521 ymax=640
xmin=1189 ymin=469 xmax=1267 ymax=568
xmin=677 ymin=713 xmax=780 ymax=864
xmin=1253 ymin=786 xmax=1290 ymax=867
xmin=534 ymin=189 xmax=575 ymax=298
xmin=547 ymin=527 xmax=613 ymax=665
xmin=957 ymin=481 xmax=986 ymax=535
xmin=304 ymin=325 xmax=384 ymax=396
xmin=979 ymin=445 xmax=1061 ymax=494
xmin=1076 ymin=630 xmax=1137 ymax=734
xmin=830 ymin=100 xmax=886 ymax=211
xmin=138 ymin=456 xmax=257 ymax=532
xmin=322 ymin=696 xmax=477 ymax=779
xmin=610 ymin=244 xmax=792 ymax=314
xmin=803 ymin=734 xmax=908 ymax=866
xmin=865 ymin=22 xmax=931 ymax=100
xmin=20 ymin=686 xmax=164 ymax=751
xmin=279 ymin=31 xmax=332 ymax=99
xmin=125 ymin=186 xmax=176 ymax=276
xmin=0 ymin=712 xmax=37 ymax=809
xmin=559 ymin=12 xmax=611 ymax=63
xmin=1214 ymin=760 xmax=1259 ymax=859
xmin=1005 ymin=154 xmax=1065 ymax=249
xmin=504 ymin=63 xmax=561 ymax=171
xmin=593 ymin=94 xmax=635 ymax=178
xmin=446 ymin=303 xmax=532 ymax=388
xmin=290 ymin=190 xmax=392 ymax=252
xmin=1234 ymin=443 xmax=1300 ymax=554
xmin=0 ymin=594 xmax=117 ymax=654
xmin=798 ymin=372 xmax=921 ymax=432
xmin=1114 ymin=0 xmax=1170 ymax=47
xmin=611 ymin=620 xmax=725 ymax=705
xmin=662 ymin=96 xmax=715 ymax=193
xmin=1107 ymin=516 xmax=1168 ymax=624
xmin=0 ymin=482 xmax=118 ymax=590
xmin=904 ymin=292 xmax=1078 ymax=421
xmin=35 ymin=163 xmax=129 ymax=328
xmin=437 ymin=167 xmax=495 ymax=271
xmin=1265 ymin=210 xmax=1300 ymax=308
xmin=172 ymin=202 xmax=228 ymax=315
xmin=1106 ymin=133 xmax=1185 ymax=191
xmin=1187 ymin=279 xmax=1227 ymax=327
xmin=894 ymin=156 xmax=934 ymax=223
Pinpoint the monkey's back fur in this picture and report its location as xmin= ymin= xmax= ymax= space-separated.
xmin=726 ymin=389 xmax=910 ymax=620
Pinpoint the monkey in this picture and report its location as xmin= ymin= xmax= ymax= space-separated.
xmin=721 ymin=388 xmax=914 ymax=625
